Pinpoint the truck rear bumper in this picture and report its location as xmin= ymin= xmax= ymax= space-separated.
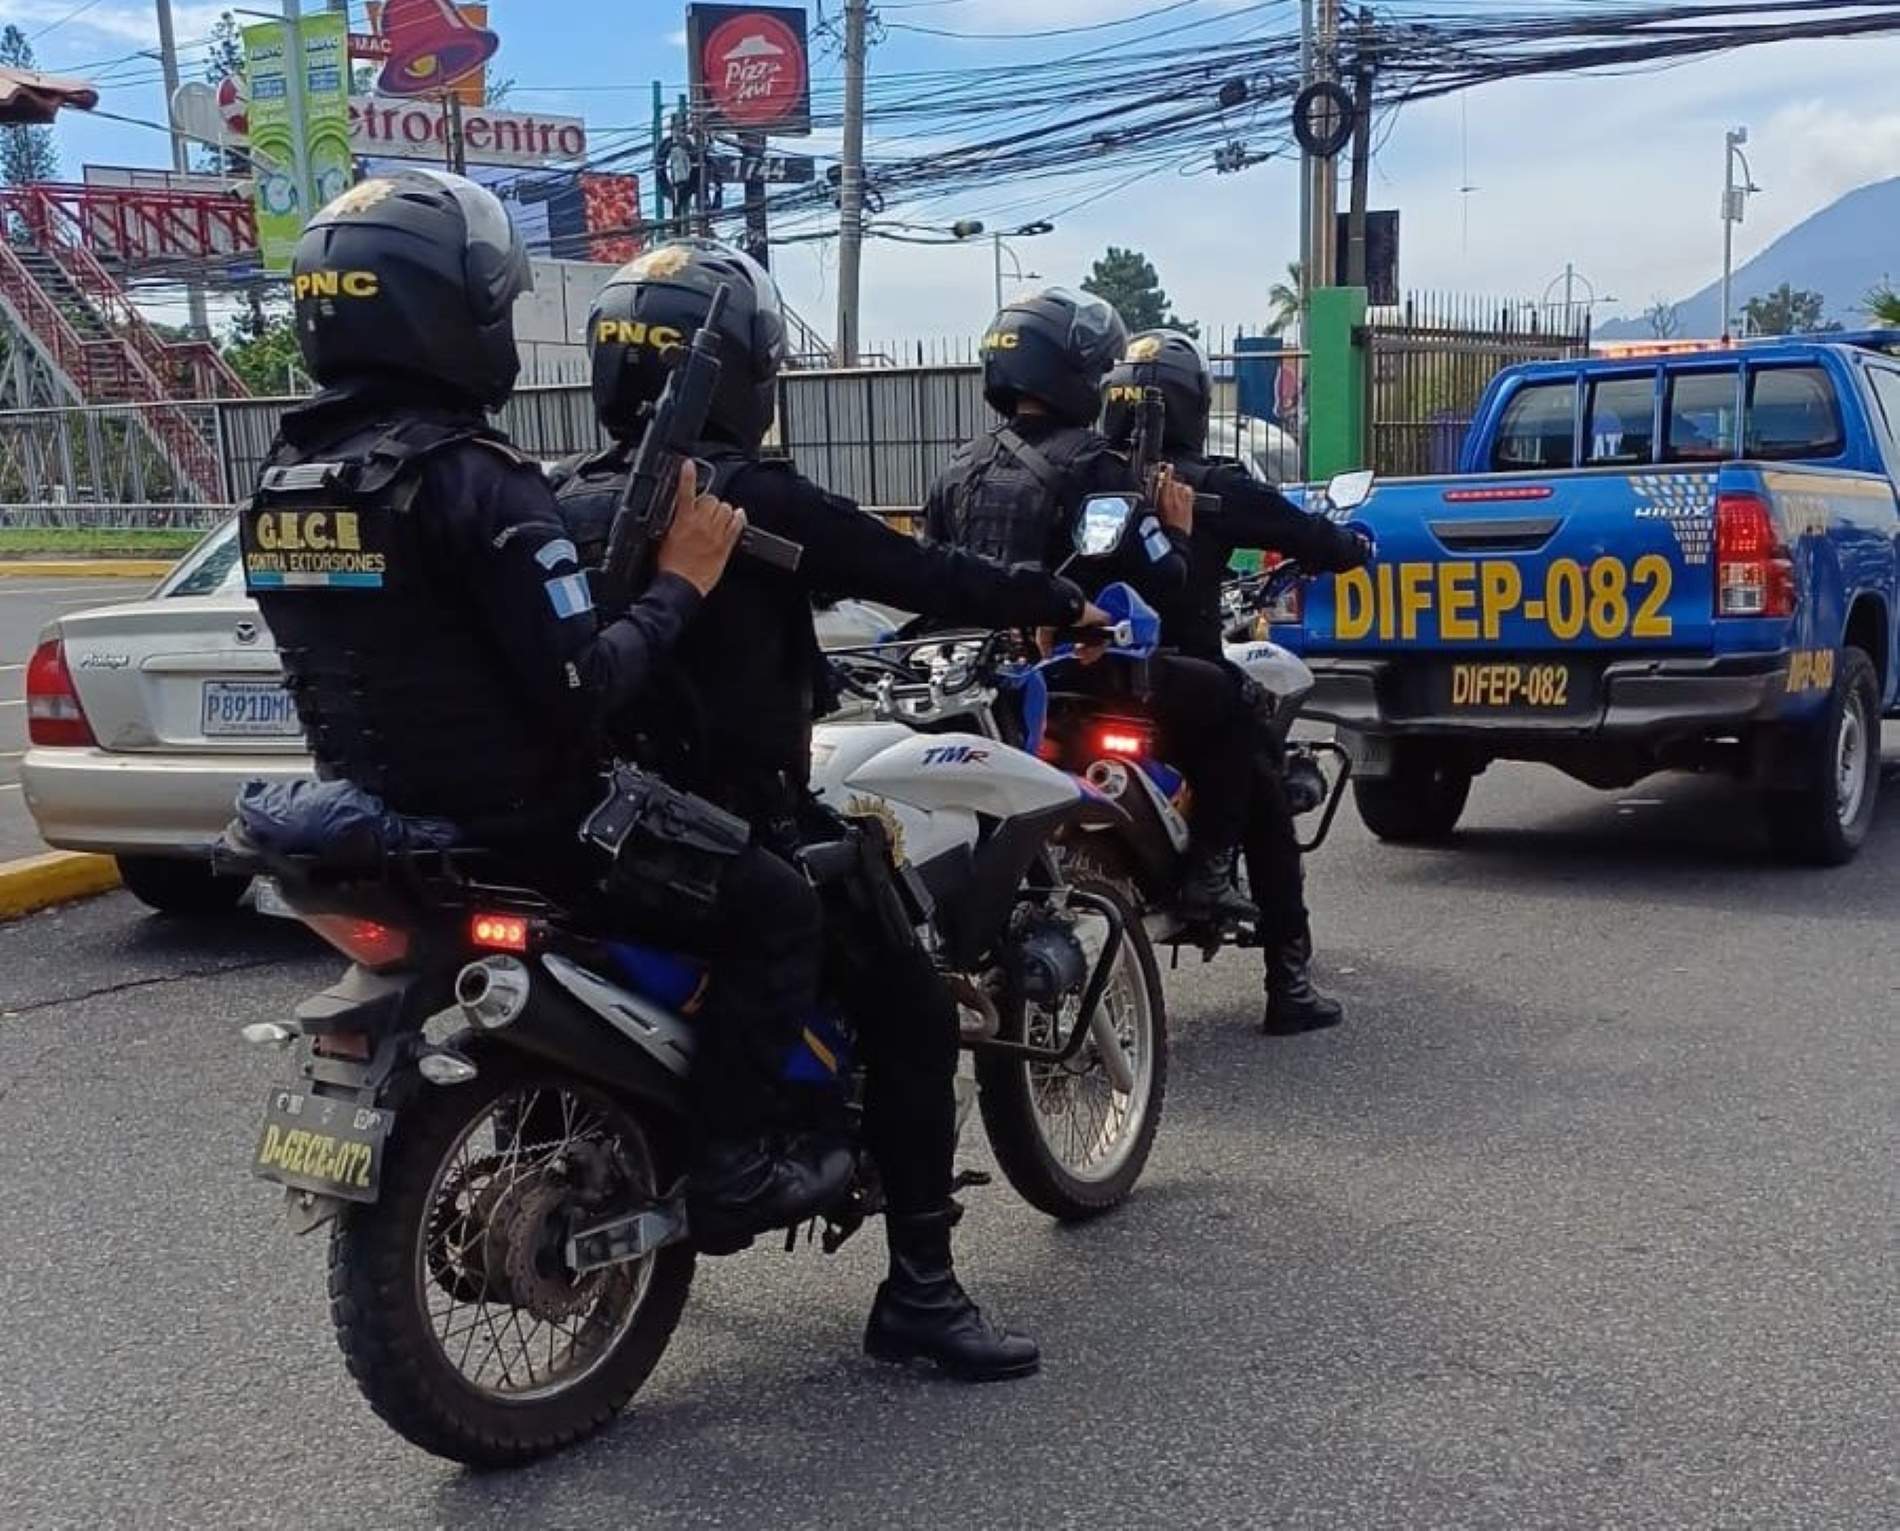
xmin=1306 ymin=652 xmax=1792 ymax=743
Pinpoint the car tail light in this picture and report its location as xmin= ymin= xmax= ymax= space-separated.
xmin=1097 ymin=726 xmax=1151 ymax=759
xmin=301 ymin=913 xmax=412 ymax=970
xmin=471 ymin=912 xmax=530 ymax=953
xmin=25 ymin=638 xmax=97 ymax=747
xmin=1715 ymin=491 xmax=1795 ymax=617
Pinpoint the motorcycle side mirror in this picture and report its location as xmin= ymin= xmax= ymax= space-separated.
xmin=1074 ymin=493 xmax=1137 ymax=558
xmin=1324 ymin=469 xmax=1376 ymax=514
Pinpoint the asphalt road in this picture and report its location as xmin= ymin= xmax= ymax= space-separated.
xmin=0 ymin=577 xmax=150 ymax=861
xmin=1 ymin=759 xmax=1894 ymax=1530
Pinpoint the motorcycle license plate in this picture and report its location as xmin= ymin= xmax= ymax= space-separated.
xmin=252 ymin=1087 xmax=391 ymax=1203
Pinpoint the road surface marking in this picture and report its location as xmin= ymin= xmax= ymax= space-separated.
xmin=0 ymin=583 xmax=135 ymax=596
xmin=0 ymin=700 xmax=22 ymax=709
xmin=0 ymin=664 xmax=22 ymax=673
xmin=0 ymin=783 xmax=19 ymax=793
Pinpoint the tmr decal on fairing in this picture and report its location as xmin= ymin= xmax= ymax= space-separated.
xmin=920 ymin=744 xmax=990 ymax=766
xmin=1631 ymin=471 xmax=1716 ymax=565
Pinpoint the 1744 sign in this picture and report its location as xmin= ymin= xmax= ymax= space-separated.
xmin=707 ymin=150 xmax=815 ymax=184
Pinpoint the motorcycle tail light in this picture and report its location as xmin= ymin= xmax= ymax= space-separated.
xmin=1097 ymin=727 xmax=1150 ymax=758
xmin=470 ymin=912 xmax=530 ymax=953
xmin=312 ymin=1030 xmax=372 ymax=1061
xmin=25 ymin=637 xmax=97 ymax=747
xmin=302 ymin=912 xmax=412 ymax=971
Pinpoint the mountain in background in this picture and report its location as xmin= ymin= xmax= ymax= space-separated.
xmin=1596 ymin=175 xmax=1900 ymax=341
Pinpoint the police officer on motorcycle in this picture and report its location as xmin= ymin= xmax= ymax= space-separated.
xmin=1102 ymin=329 xmax=1372 ymax=1032
xmin=556 ymin=239 xmax=1110 ymax=1383
xmin=244 ymin=170 xmax=851 ymax=1253
xmin=923 ymin=287 xmax=1258 ymax=925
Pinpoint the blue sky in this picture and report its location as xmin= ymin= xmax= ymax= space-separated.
xmin=17 ymin=1 xmax=1900 ymax=342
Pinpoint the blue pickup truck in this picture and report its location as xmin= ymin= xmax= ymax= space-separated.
xmin=1284 ymin=331 xmax=1900 ymax=863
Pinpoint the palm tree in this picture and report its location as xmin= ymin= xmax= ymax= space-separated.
xmin=1869 ymin=283 xmax=1900 ymax=327
xmin=1267 ymin=262 xmax=1303 ymax=335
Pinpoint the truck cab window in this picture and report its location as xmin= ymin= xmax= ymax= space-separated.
xmin=1665 ymin=370 xmax=1739 ymax=462
xmin=1585 ymin=375 xmax=1657 ymax=466
xmin=1492 ymin=382 xmax=1576 ymax=470
xmin=1745 ymin=366 xmax=1845 ymax=460
xmin=1864 ymin=366 xmax=1900 ymax=455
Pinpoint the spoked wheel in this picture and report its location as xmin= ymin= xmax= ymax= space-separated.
xmin=977 ymin=874 xmax=1168 ymax=1220
xmin=329 ymin=1054 xmax=694 ymax=1466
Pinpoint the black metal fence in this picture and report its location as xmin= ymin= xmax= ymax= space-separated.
xmin=1365 ymin=294 xmax=1592 ymax=477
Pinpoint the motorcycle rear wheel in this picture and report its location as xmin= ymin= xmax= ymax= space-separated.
xmin=328 ymin=1051 xmax=694 ymax=1467
xmin=976 ymin=872 xmax=1168 ymax=1220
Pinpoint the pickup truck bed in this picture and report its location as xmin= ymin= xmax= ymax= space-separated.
xmin=1284 ymin=333 xmax=1900 ymax=863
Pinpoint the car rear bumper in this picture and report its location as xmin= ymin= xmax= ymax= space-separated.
xmin=1305 ymin=651 xmax=1793 ymax=742
xmin=20 ymin=747 xmax=311 ymax=857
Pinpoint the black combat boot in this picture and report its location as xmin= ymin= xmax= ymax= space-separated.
xmin=864 ymin=1206 xmax=1041 ymax=1381
xmin=1261 ymin=935 xmax=1344 ymax=1035
xmin=687 ymin=1134 xmax=855 ymax=1256
xmin=1175 ymin=845 xmax=1258 ymax=926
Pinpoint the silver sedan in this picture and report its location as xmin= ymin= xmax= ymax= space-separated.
xmin=22 ymin=520 xmax=899 ymax=914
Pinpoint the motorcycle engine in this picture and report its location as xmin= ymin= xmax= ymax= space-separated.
xmin=1010 ymin=914 xmax=1090 ymax=1006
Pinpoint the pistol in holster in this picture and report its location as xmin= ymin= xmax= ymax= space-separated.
xmin=580 ymin=763 xmax=751 ymax=912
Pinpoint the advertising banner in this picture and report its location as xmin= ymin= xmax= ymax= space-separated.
xmin=243 ymin=12 xmax=352 ymax=273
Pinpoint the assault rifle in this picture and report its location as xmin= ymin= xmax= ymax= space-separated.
xmin=601 ymin=283 xmax=801 ymax=605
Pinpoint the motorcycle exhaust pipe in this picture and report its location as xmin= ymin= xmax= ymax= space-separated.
xmin=456 ymin=956 xmax=531 ymax=1030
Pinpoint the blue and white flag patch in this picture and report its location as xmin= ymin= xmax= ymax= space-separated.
xmin=544 ymin=571 xmax=593 ymax=619
xmin=534 ymin=537 xmax=579 ymax=571
xmin=1142 ymin=517 xmax=1172 ymax=563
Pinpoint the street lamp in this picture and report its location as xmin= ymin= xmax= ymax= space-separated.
xmin=1720 ymin=127 xmax=1761 ymax=342
xmin=993 ymin=220 xmax=1055 ymax=309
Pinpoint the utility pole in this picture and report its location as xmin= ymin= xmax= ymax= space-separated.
xmin=1308 ymin=0 xmax=1340 ymax=292
xmin=836 ymin=0 xmax=869 ymax=366
xmin=444 ymin=93 xmax=467 ymax=175
xmin=155 ymin=0 xmax=211 ymax=338
xmin=1298 ymin=0 xmax=1313 ymax=305
xmin=1721 ymin=126 xmax=1757 ymax=343
xmin=280 ymin=1 xmax=313 ymax=225
xmin=741 ymin=131 xmax=770 ymax=270
xmin=1344 ymin=6 xmax=1373 ymax=290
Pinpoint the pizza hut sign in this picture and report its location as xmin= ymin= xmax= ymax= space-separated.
xmin=687 ymin=4 xmax=812 ymax=137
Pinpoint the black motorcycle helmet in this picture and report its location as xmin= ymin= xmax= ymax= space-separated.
xmin=291 ymin=168 xmax=530 ymax=410
xmin=980 ymin=285 xmax=1128 ymax=428
xmin=1100 ymin=329 xmax=1212 ymax=454
xmin=587 ymin=239 xmax=786 ymax=450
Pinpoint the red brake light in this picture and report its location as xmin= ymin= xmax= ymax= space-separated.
xmin=1715 ymin=491 xmax=1795 ymax=617
xmin=471 ymin=913 xmax=529 ymax=952
xmin=1098 ymin=728 xmax=1149 ymax=758
xmin=302 ymin=913 xmax=412 ymax=970
xmin=25 ymin=638 xmax=97 ymax=747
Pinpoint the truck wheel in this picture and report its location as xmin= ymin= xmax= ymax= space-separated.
xmin=1764 ymin=647 xmax=1880 ymax=867
xmin=116 ymin=854 xmax=249 ymax=916
xmin=1351 ymin=744 xmax=1472 ymax=844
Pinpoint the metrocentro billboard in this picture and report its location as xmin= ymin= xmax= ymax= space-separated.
xmin=349 ymin=96 xmax=587 ymax=167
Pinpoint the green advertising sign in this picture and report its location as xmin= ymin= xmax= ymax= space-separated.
xmin=244 ymin=12 xmax=353 ymax=274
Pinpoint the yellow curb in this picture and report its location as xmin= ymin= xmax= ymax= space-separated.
xmin=0 ymin=560 xmax=173 ymax=579
xmin=0 ymin=851 xmax=122 ymax=921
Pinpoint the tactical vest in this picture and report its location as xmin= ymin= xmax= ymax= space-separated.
xmin=243 ymin=417 xmax=567 ymax=828
xmin=942 ymin=425 xmax=1095 ymax=569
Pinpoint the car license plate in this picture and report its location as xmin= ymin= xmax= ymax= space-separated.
xmin=1441 ymin=660 xmax=1595 ymax=718
xmin=252 ymin=1087 xmax=391 ymax=1203
xmin=202 ymin=680 xmax=301 ymax=738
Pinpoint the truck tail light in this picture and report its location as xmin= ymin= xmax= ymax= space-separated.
xmin=1714 ymin=491 xmax=1795 ymax=617
xmin=25 ymin=637 xmax=97 ymax=747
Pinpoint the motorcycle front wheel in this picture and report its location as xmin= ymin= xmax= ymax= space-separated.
xmin=328 ymin=1052 xmax=694 ymax=1467
xmin=976 ymin=874 xmax=1168 ymax=1220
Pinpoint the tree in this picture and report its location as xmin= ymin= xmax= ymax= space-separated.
xmin=1644 ymin=297 xmax=1681 ymax=340
xmin=0 ymin=26 xmax=60 ymax=187
xmin=220 ymin=311 xmax=304 ymax=394
xmin=1867 ymin=283 xmax=1900 ymax=327
xmin=1080 ymin=246 xmax=1198 ymax=338
xmin=1742 ymin=282 xmax=1841 ymax=337
xmin=1266 ymin=262 xmax=1303 ymax=336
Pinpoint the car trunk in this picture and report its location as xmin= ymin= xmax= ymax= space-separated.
xmin=57 ymin=597 xmax=307 ymax=756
